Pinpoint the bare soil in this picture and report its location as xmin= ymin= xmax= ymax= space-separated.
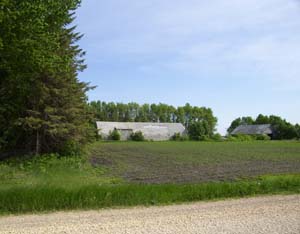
xmin=89 ymin=142 xmax=300 ymax=184
xmin=121 ymin=160 xmax=300 ymax=184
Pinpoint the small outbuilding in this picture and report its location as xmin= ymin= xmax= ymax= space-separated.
xmin=231 ymin=124 xmax=273 ymax=138
xmin=96 ymin=121 xmax=186 ymax=141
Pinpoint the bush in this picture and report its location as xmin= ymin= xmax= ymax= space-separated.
xmin=227 ymin=134 xmax=271 ymax=141
xmin=109 ymin=129 xmax=121 ymax=141
xmin=188 ymin=122 xmax=213 ymax=141
xmin=60 ymin=140 xmax=82 ymax=156
xmin=227 ymin=134 xmax=255 ymax=142
xmin=171 ymin=133 xmax=188 ymax=141
xmin=130 ymin=131 xmax=145 ymax=141
xmin=226 ymin=135 xmax=238 ymax=141
xmin=211 ymin=133 xmax=223 ymax=141
xmin=255 ymin=134 xmax=271 ymax=141
xmin=201 ymin=135 xmax=211 ymax=141
xmin=96 ymin=133 xmax=102 ymax=141
xmin=171 ymin=133 xmax=181 ymax=141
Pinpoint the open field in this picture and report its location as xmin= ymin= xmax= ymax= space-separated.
xmin=0 ymin=141 xmax=300 ymax=214
xmin=89 ymin=141 xmax=300 ymax=184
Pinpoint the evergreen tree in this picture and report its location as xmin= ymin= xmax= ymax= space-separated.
xmin=0 ymin=0 xmax=93 ymax=155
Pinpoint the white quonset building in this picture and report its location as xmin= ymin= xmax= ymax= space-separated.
xmin=96 ymin=121 xmax=186 ymax=141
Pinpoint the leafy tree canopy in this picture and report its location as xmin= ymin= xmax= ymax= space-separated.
xmin=89 ymin=101 xmax=218 ymax=139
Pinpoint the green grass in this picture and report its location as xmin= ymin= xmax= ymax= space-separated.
xmin=0 ymin=175 xmax=299 ymax=215
xmin=0 ymin=141 xmax=300 ymax=215
xmin=0 ymin=154 xmax=121 ymax=189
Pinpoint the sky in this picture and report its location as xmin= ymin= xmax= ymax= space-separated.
xmin=75 ymin=0 xmax=300 ymax=134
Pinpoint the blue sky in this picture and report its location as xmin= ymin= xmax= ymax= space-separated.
xmin=75 ymin=0 xmax=300 ymax=134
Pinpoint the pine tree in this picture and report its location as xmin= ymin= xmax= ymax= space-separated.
xmin=0 ymin=0 xmax=93 ymax=155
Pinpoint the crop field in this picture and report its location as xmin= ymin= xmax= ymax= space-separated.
xmin=89 ymin=141 xmax=300 ymax=184
xmin=1 ymin=141 xmax=300 ymax=214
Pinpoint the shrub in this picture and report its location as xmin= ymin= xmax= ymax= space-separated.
xmin=227 ymin=134 xmax=255 ymax=142
xmin=201 ymin=135 xmax=211 ymax=141
xmin=130 ymin=131 xmax=145 ymax=141
xmin=109 ymin=128 xmax=121 ymax=141
xmin=238 ymin=134 xmax=254 ymax=141
xmin=171 ymin=133 xmax=181 ymax=141
xmin=227 ymin=134 xmax=271 ymax=141
xmin=171 ymin=133 xmax=188 ymax=141
xmin=60 ymin=140 xmax=82 ymax=156
xmin=188 ymin=122 xmax=213 ymax=141
xmin=96 ymin=133 xmax=102 ymax=141
xmin=211 ymin=133 xmax=223 ymax=141
xmin=181 ymin=135 xmax=189 ymax=141
xmin=255 ymin=134 xmax=271 ymax=141
xmin=226 ymin=135 xmax=236 ymax=141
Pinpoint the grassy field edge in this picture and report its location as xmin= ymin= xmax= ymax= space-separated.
xmin=1 ymin=174 xmax=299 ymax=215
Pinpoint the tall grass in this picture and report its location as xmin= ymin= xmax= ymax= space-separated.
xmin=1 ymin=175 xmax=299 ymax=215
xmin=0 ymin=154 xmax=120 ymax=188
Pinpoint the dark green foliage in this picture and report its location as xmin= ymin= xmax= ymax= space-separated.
xmin=228 ymin=134 xmax=256 ymax=141
xmin=211 ymin=133 xmax=223 ymax=141
xmin=255 ymin=114 xmax=270 ymax=124
xmin=109 ymin=129 xmax=121 ymax=141
xmin=228 ymin=134 xmax=270 ymax=141
xmin=255 ymin=134 xmax=271 ymax=141
xmin=130 ymin=131 xmax=145 ymax=141
xmin=188 ymin=121 xmax=212 ymax=140
xmin=296 ymin=124 xmax=300 ymax=139
xmin=171 ymin=133 xmax=188 ymax=141
xmin=89 ymin=101 xmax=217 ymax=129
xmin=171 ymin=133 xmax=181 ymax=141
xmin=227 ymin=117 xmax=254 ymax=134
xmin=0 ymin=0 xmax=93 ymax=155
xmin=60 ymin=140 xmax=83 ymax=157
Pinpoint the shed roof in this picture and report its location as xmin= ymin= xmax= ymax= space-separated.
xmin=231 ymin=124 xmax=273 ymax=135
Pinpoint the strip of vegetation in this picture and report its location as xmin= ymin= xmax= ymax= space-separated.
xmin=0 ymin=174 xmax=299 ymax=215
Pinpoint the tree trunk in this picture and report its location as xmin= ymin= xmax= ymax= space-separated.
xmin=36 ymin=129 xmax=40 ymax=155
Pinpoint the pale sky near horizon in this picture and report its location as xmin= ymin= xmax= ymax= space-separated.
xmin=75 ymin=0 xmax=300 ymax=134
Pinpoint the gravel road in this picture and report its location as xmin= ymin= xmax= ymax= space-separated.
xmin=0 ymin=195 xmax=299 ymax=234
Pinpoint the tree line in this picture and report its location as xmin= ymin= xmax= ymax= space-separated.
xmin=228 ymin=114 xmax=300 ymax=140
xmin=88 ymin=101 xmax=218 ymax=139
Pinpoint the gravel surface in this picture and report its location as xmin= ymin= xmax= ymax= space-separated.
xmin=0 ymin=195 xmax=299 ymax=234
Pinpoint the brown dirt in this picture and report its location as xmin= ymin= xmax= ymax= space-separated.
xmin=89 ymin=142 xmax=300 ymax=184
xmin=91 ymin=154 xmax=300 ymax=184
xmin=122 ymin=160 xmax=300 ymax=184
